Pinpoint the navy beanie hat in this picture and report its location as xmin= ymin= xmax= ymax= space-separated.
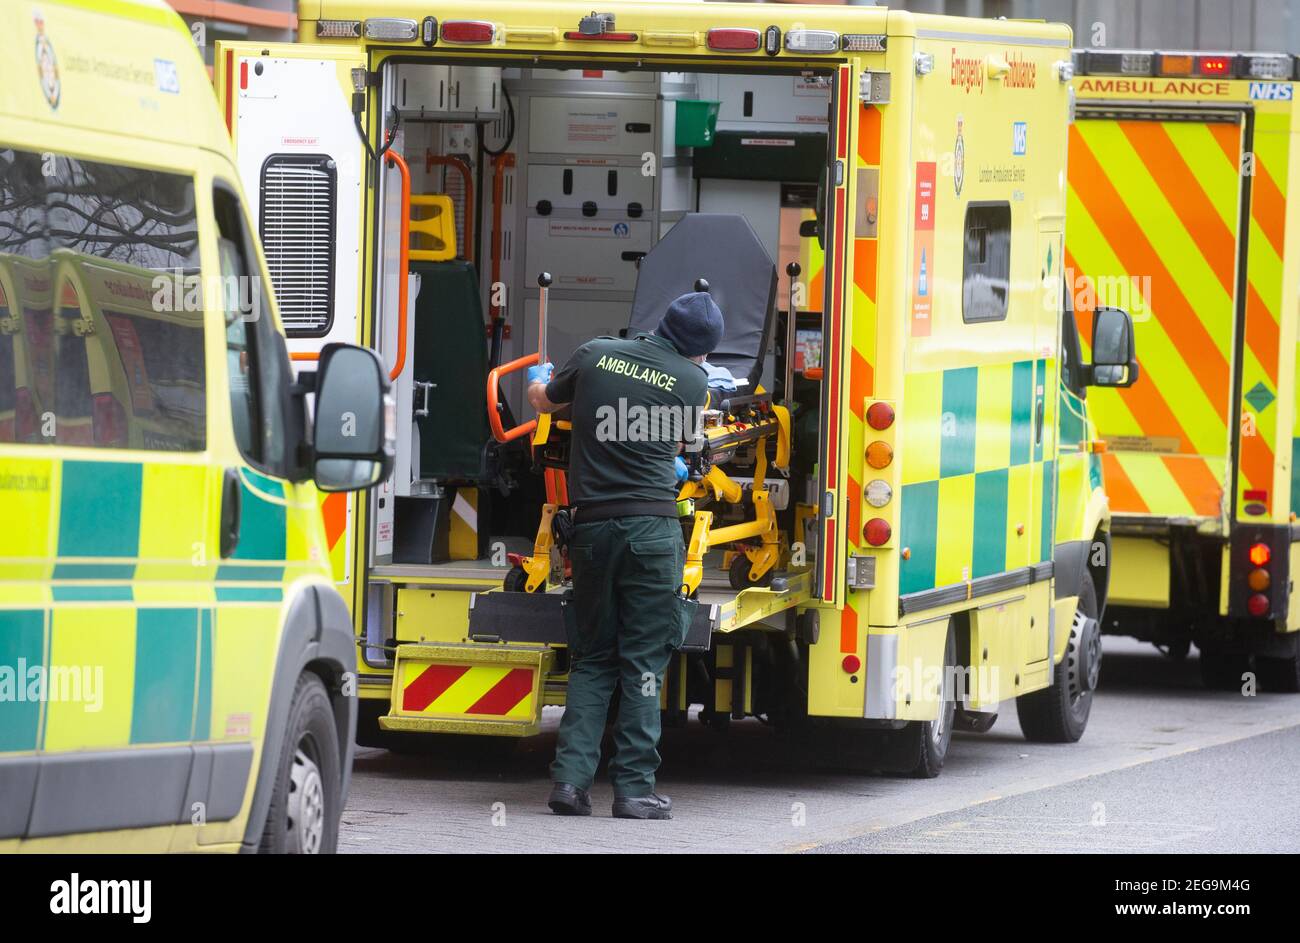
xmin=656 ymin=291 xmax=724 ymax=358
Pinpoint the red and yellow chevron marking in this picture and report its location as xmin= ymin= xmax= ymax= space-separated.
xmin=397 ymin=661 xmax=537 ymax=720
xmin=837 ymin=97 xmax=881 ymax=646
xmin=317 ymin=491 xmax=350 ymax=584
xmin=1225 ymin=116 xmax=1288 ymax=521
xmin=1067 ymin=116 xmax=1248 ymax=519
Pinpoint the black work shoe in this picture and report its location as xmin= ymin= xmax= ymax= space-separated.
xmin=548 ymin=782 xmax=592 ymax=816
xmin=612 ymin=793 xmax=673 ymax=820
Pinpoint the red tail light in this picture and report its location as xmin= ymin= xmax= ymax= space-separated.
xmin=841 ymin=654 xmax=861 ymax=674
xmin=14 ymin=387 xmax=36 ymax=442
xmin=563 ymin=30 xmax=637 ymax=42
xmin=867 ymin=401 xmax=895 ymax=430
xmin=864 ymin=518 xmax=891 ymax=546
xmin=1249 ymin=542 xmax=1271 ymax=567
xmin=92 ymin=393 xmax=127 ymax=447
xmin=440 ymin=20 xmax=494 ymax=44
xmin=707 ymin=28 xmax=761 ymax=51
xmin=1247 ymin=593 xmax=1270 ymax=617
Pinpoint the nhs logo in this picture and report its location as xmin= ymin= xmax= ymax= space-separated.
xmin=1012 ymin=121 xmax=1027 ymax=156
xmin=1249 ymin=82 xmax=1292 ymax=100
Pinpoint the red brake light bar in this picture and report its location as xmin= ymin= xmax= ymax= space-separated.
xmin=563 ymin=29 xmax=637 ymax=42
xmin=707 ymin=28 xmax=761 ymax=52
xmin=441 ymin=20 xmax=495 ymax=44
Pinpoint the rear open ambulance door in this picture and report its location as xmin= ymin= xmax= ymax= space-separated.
xmin=215 ymin=41 xmax=367 ymax=591
xmin=815 ymin=62 xmax=859 ymax=606
xmin=1066 ymin=105 xmax=1249 ymax=528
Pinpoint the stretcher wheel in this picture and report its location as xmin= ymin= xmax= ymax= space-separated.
xmin=728 ymin=553 xmax=774 ymax=590
xmin=503 ymin=565 xmax=537 ymax=592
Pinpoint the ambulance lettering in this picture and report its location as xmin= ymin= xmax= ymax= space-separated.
xmin=1005 ymin=52 xmax=1037 ymax=89
xmin=1076 ymin=78 xmax=1229 ymax=97
xmin=951 ymin=48 xmax=984 ymax=94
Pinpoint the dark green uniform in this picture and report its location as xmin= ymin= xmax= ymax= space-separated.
xmin=545 ymin=333 xmax=708 ymax=796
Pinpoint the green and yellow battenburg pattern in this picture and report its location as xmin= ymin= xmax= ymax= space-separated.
xmin=898 ymin=359 xmax=1055 ymax=595
xmin=0 ymin=455 xmax=322 ymax=755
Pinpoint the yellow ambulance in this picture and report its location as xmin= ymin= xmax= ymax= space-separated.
xmin=1067 ymin=50 xmax=1300 ymax=690
xmin=219 ymin=1 xmax=1136 ymax=776
xmin=0 ymin=0 xmax=393 ymax=852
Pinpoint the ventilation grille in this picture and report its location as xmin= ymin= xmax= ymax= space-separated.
xmin=260 ymin=155 xmax=337 ymax=336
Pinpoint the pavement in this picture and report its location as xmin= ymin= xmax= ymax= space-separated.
xmin=340 ymin=637 xmax=1300 ymax=853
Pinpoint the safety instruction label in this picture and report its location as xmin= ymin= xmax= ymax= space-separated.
xmin=1106 ymin=435 xmax=1181 ymax=454
xmin=547 ymin=221 xmax=631 ymax=238
xmin=910 ymin=161 xmax=937 ymax=338
xmin=565 ymin=110 xmax=619 ymax=145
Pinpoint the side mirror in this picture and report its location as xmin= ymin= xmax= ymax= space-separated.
xmin=311 ymin=343 xmax=395 ymax=492
xmin=1089 ymin=306 xmax=1139 ymax=388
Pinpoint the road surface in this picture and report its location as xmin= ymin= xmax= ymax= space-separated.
xmin=341 ymin=638 xmax=1300 ymax=853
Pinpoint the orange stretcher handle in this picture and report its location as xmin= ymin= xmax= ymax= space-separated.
xmin=289 ymin=152 xmax=412 ymax=381
xmin=384 ymin=151 xmax=411 ymax=381
xmin=487 ymin=352 xmax=540 ymax=443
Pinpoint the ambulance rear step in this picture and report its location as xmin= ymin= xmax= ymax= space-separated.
xmin=381 ymin=642 xmax=555 ymax=737
xmin=466 ymin=588 xmax=719 ymax=652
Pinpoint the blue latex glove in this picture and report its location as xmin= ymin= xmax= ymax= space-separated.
xmin=527 ymin=362 xmax=554 ymax=385
xmin=674 ymin=456 xmax=689 ymax=483
xmin=702 ymin=359 xmax=737 ymax=391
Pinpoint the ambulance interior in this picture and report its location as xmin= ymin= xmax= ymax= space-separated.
xmin=280 ymin=58 xmax=837 ymax=606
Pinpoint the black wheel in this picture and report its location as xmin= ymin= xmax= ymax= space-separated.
xmin=1256 ymin=655 xmax=1300 ymax=693
xmin=503 ymin=565 xmax=533 ymax=592
xmin=728 ymin=553 xmax=774 ymax=590
xmin=879 ymin=622 xmax=956 ymax=778
xmin=259 ymin=673 xmax=341 ymax=854
xmin=700 ymin=708 xmax=731 ymax=732
xmin=355 ymin=699 xmax=438 ymax=753
xmin=355 ymin=698 xmax=390 ymax=748
xmin=1199 ymin=650 xmax=1253 ymax=691
xmin=1017 ymin=572 xmax=1101 ymax=743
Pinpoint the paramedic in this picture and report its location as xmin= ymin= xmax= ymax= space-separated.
xmin=525 ymin=291 xmax=722 ymax=819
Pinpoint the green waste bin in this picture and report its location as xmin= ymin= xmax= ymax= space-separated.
xmin=675 ymin=99 xmax=721 ymax=147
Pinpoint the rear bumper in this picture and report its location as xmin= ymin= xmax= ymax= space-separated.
xmin=1105 ymin=520 xmax=1299 ymax=644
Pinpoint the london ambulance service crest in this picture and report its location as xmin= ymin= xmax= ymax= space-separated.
xmin=954 ymin=116 xmax=965 ymax=196
xmin=34 ymin=11 xmax=61 ymax=110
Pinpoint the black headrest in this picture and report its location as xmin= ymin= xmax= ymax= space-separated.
xmin=628 ymin=214 xmax=777 ymax=389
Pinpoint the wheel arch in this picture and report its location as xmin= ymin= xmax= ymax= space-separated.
xmin=239 ymin=581 xmax=358 ymax=853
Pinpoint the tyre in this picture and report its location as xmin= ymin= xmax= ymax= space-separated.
xmin=259 ymin=673 xmax=342 ymax=854
xmin=1199 ymin=650 xmax=1253 ymax=691
xmin=503 ymin=565 xmax=532 ymax=592
xmin=1256 ymin=655 xmax=1300 ymax=693
xmin=879 ymin=622 xmax=956 ymax=778
xmin=728 ymin=552 xmax=774 ymax=590
xmin=1016 ymin=571 xmax=1101 ymax=743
